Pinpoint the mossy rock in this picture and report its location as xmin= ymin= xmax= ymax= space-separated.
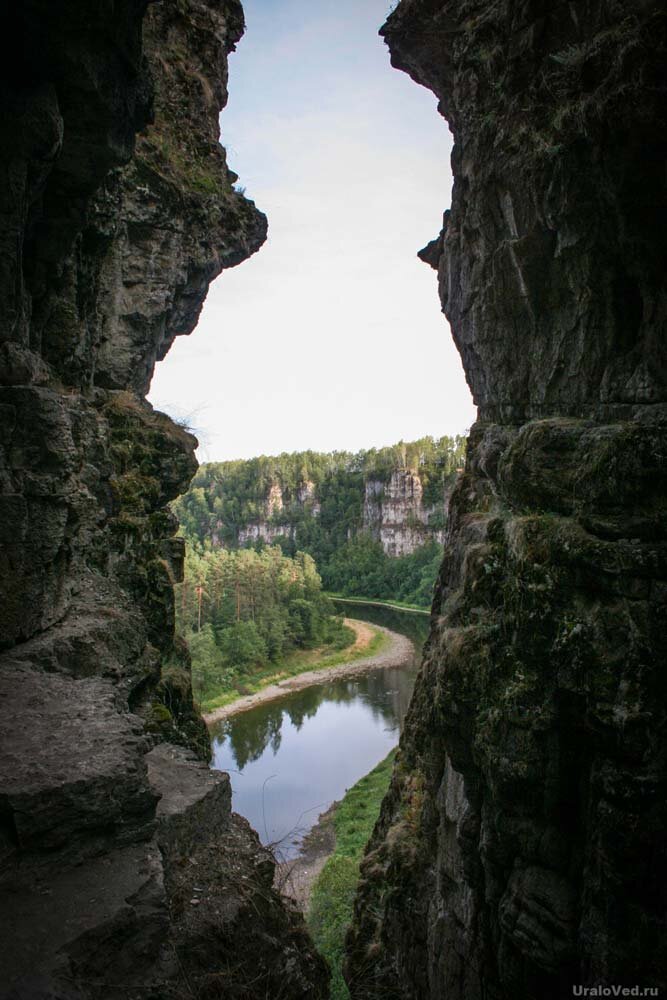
xmin=146 ymin=702 xmax=173 ymax=732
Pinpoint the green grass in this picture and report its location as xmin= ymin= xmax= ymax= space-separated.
xmin=327 ymin=592 xmax=430 ymax=614
xmin=199 ymin=625 xmax=390 ymax=714
xmin=308 ymin=749 xmax=396 ymax=1000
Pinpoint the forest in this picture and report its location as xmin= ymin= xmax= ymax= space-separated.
xmin=175 ymin=544 xmax=354 ymax=705
xmin=173 ymin=435 xmax=465 ymax=606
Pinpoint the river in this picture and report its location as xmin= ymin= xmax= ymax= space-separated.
xmin=209 ymin=601 xmax=430 ymax=859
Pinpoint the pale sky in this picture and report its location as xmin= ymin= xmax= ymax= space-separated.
xmin=148 ymin=0 xmax=476 ymax=462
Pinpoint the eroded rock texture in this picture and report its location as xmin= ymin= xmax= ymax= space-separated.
xmin=346 ymin=2 xmax=667 ymax=998
xmin=0 ymin=2 xmax=327 ymax=996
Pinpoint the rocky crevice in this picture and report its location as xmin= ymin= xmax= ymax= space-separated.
xmin=346 ymin=2 xmax=667 ymax=998
xmin=0 ymin=2 xmax=328 ymax=996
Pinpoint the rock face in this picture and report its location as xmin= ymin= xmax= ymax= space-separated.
xmin=236 ymin=468 xmax=447 ymax=554
xmin=363 ymin=469 xmax=446 ymax=556
xmin=346 ymin=3 xmax=667 ymax=998
xmin=0 ymin=2 xmax=328 ymax=996
xmin=237 ymin=481 xmax=296 ymax=546
xmin=188 ymin=453 xmax=457 ymax=556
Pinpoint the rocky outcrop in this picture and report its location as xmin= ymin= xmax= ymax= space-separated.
xmin=363 ymin=469 xmax=450 ymax=556
xmin=237 ymin=519 xmax=296 ymax=546
xmin=346 ymin=2 xmax=667 ymax=998
xmin=0 ymin=2 xmax=327 ymax=996
xmin=237 ymin=481 xmax=297 ymax=545
xmin=148 ymin=744 xmax=327 ymax=999
xmin=233 ymin=468 xmax=449 ymax=554
xmin=195 ymin=457 xmax=455 ymax=556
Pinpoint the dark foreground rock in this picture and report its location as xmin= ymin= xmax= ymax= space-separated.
xmin=0 ymin=1 xmax=328 ymax=996
xmin=1 ymin=743 xmax=326 ymax=999
xmin=346 ymin=3 xmax=667 ymax=998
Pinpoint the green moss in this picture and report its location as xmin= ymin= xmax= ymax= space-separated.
xmin=160 ymin=662 xmax=193 ymax=700
xmin=398 ymin=769 xmax=426 ymax=832
xmin=146 ymin=702 xmax=173 ymax=733
xmin=103 ymin=391 xmax=196 ymax=522
xmin=141 ymin=126 xmax=226 ymax=199
xmin=150 ymin=658 xmax=211 ymax=761
xmin=111 ymin=470 xmax=160 ymax=515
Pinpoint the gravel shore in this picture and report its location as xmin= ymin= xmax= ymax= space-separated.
xmin=202 ymin=623 xmax=415 ymax=726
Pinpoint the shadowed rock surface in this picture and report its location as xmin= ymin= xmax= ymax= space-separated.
xmin=346 ymin=2 xmax=667 ymax=998
xmin=0 ymin=1 xmax=328 ymax=996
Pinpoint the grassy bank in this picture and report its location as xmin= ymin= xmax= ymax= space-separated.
xmin=328 ymin=593 xmax=430 ymax=614
xmin=308 ymin=750 xmax=396 ymax=1000
xmin=198 ymin=624 xmax=389 ymax=714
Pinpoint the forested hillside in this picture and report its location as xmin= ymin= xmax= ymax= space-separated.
xmin=173 ymin=436 xmax=465 ymax=606
xmin=176 ymin=546 xmax=353 ymax=705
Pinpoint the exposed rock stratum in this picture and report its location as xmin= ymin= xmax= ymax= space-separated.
xmin=346 ymin=2 xmax=667 ymax=998
xmin=0 ymin=2 xmax=328 ymax=996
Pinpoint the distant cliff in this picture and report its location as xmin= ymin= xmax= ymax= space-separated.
xmin=174 ymin=437 xmax=466 ymax=605
xmin=175 ymin=436 xmax=465 ymax=556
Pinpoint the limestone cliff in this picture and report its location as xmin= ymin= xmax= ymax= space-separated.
xmin=177 ymin=439 xmax=464 ymax=557
xmin=0 ymin=2 xmax=327 ymax=997
xmin=346 ymin=2 xmax=667 ymax=997
xmin=363 ymin=469 xmax=446 ymax=556
xmin=236 ymin=468 xmax=447 ymax=554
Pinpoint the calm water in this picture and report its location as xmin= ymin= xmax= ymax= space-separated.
xmin=331 ymin=598 xmax=430 ymax=647
xmin=210 ymin=603 xmax=429 ymax=859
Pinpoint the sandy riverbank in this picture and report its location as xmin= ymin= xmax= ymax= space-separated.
xmin=202 ymin=621 xmax=415 ymax=726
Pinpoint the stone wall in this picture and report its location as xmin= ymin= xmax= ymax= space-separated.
xmin=346 ymin=2 xmax=667 ymax=997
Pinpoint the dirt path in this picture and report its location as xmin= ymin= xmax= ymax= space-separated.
xmin=347 ymin=618 xmax=376 ymax=652
xmin=202 ymin=620 xmax=415 ymax=726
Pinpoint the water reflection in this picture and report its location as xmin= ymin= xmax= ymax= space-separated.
xmin=332 ymin=599 xmax=430 ymax=649
xmin=210 ymin=663 xmax=418 ymax=858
